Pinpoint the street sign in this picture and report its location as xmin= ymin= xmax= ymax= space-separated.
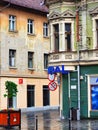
xmin=48 ymin=74 xmax=55 ymax=81
xmin=48 ymin=81 xmax=57 ymax=91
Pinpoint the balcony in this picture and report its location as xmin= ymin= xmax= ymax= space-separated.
xmin=48 ymin=49 xmax=98 ymax=66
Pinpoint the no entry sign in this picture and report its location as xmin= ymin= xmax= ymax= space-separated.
xmin=48 ymin=81 xmax=57 ymax=91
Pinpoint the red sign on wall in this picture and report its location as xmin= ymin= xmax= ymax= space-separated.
xmin=19 ymin=78 xmax=23 ymax=84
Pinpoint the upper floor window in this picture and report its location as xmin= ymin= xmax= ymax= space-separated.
xmin=53 ymin=24 xmax=59 ymax=52
xmin=96 ymin=20 xmax=98 ymax=48
xmin=44 ymin=54 xmax=48 ymax=69
xmin=9 ymin=15 xmax=16 ymax=31
xmin=27 ymin=19 xmax=34 ymax=34
xmin=28 ymin=52 xmax=33 ymax=68
xmin=9 ymin=49 xmax=16 ymax=67
xmin=43 ymin=23 xmax=49 ymax=37
xmin=65 ymin=23 xmax=71 ymax=51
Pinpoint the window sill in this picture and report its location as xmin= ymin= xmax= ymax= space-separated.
xmin=27 ymin=33 xmax=36 ymax=36
xmin=44 ymin=69 xmax=48 ymax=71
xmin=9 ymin=66 xmax=17 ymax=69
xmin=43 ymin=36 xmax=49 ymax=39
xmin=28 ymin=68 xmax=35 ymax=70
xmin=9 ymin=30 xmax=18 ymax=33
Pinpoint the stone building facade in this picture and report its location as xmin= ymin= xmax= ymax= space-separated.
xmin=46 ymin=0 xmax=98 ymax=119
xmin=0 ymin=0 xmax=59 ymax=110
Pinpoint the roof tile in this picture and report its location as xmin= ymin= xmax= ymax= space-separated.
xmin=3 ymin=0 xmax=48 ymax=13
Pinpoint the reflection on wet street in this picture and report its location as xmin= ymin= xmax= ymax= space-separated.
xmin=0 ymin=109 xmax=98 ymax=130
xmin=21 ymin=110 xmax=98 ymax=130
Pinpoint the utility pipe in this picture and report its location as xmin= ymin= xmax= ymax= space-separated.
xmin=76 ymin=9 xmax=80 ymax=120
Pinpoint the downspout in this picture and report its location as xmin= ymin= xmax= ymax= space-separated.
xmin=68 ymin=72 xmax=71 ymax=119
xmin=76 ymin=10 xmax=79 ymax=42
xmin=76 ymin=10 xmax=80 ymax=120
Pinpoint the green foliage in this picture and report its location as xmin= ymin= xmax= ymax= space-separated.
xmin=4 ymin=81 xmax=18 ymax=98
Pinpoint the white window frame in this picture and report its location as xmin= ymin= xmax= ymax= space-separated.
xmin=28 ymin=51 xmax=33 ymax=68
xmin=9 ymin=15 xmax=16 ymax=31
xmin=44 ymin=53 xmax=48 ymax=69
xmin=92 ymin=17 xmax=98 ymax=49
xmin=9 ymin=49 xmax=16 ymax=67
xmin=27 ymin=19 xmax=34 ymax=34
xmin=43 ymin=23 xmax=49 ymax=37
xmin=50 ymin=20 xmax=74 ymax=52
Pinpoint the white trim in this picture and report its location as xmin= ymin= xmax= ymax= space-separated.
xmin=92 ymin=16 xmax=98 ymax=49
xmin=50 ymin=19 xmax=74 ymax=52
xmin=88 ymin=75 xmax=90 ymax=118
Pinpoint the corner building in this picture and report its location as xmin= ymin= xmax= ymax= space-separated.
xmin=0 ymin=0 xmax=59 ymax=110
xmin=46 ymin=0 xmax=98 ymax=119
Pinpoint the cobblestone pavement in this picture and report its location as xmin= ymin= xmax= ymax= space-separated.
xmin=0 ymin=109 xmax=98 ymax=130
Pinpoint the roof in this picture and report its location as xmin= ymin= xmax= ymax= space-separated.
xmin=2 ymin=0 xmax=48 ymax=13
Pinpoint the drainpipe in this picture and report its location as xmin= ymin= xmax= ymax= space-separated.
xmin=76 ymin=10 xmax=80 ymax=120
xmin=76 ymin=10 xmax=79 ymax=42
xmin=77 ymin=62 xmax=80 ymax=120
xmin=68 ymin=72 xmax=71 ymax=120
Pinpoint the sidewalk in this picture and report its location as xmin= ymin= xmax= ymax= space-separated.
xmin=0 ymin=109 xmax=98 ymax=130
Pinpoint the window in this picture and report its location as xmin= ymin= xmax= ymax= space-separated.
xmin=44 ymin=54 xmax=48 ymax=69
xmin=27 ymin=19 xmax=34 ymax=34
xmin=53 ymin=24 xmax=59 ymax=52
xmin=43 ymin=23 xmax=49 ymax=37
xmin=43 ymin=86 xmax=50 ymax=106
xmin=27 ymin=85 xmax=35 ymax=107
xmin=9 ymin=49 xmax=16 ymax=67
xmin=9 ymin=15 xmax=16 ymax=31
xmin=96 ymin=20 xmax=98 ymax=48
xmin=91 ymin=85 xmax=98 ymax=110
xmin=65 ymin=23 xmax=71 ymax=51
xmin=8 ymin=97 xmax=17 ymax=108
xmin=28 ymin=52 xmax=33 ymax=68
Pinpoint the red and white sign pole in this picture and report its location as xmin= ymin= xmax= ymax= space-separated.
xmin=48 ymin=74 xmax=55 ymax=81
xmin=48 ymin=81 xmax=57 ymax=91
xmin=48 ymin=74 xmax=58 ymax=91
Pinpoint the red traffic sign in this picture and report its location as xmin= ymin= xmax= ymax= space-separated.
xmin=48 ymin=74 xmax=55 ymax=81
xmin=48 ymin=81 xmax=57 ymax=91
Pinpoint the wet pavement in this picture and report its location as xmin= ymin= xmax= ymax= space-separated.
xmin=1 ymin=109 xmax=98 ymax=130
